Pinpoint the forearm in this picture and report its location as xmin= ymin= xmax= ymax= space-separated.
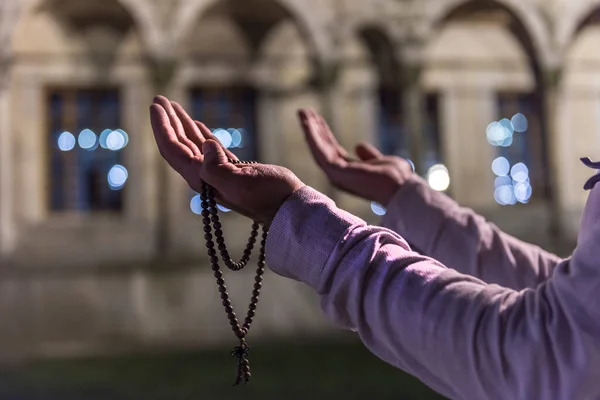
xmin=381 ymin=176 xmax=561 ymax=290
xmin=266 ymin=187 xmax=597 ymax=400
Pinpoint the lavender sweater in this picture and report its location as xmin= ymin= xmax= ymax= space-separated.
xmin=265 ymin=166 xmax=600 ymax=400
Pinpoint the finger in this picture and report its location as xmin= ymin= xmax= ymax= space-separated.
xmin=315 ymin=113 xmax=350 ymax=159
xmin=153 ymin=96 xmax=201 ymax=156
xmin=355 ymin=142 xmax=384 ymax=161
xmin=201 ymin=140 xmax=237 ymax=186
xmin=298 ymin=109 xmax=340 ymax=167
xmin=194 ymin=121 xmax=239 ymax=161
xmin=171 ymin=101 xmax=206 ymax=152
xmin=150 ymin=104 xmax=195 ymax=169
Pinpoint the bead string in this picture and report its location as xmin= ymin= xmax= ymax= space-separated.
xmin=200 ymin=157 xmax=267 ymax=386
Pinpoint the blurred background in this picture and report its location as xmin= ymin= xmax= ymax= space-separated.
xmin=0 ymin=0 xmax=598 ymax=398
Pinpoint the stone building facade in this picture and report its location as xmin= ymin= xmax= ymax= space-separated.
xmin=0 ymin=0 xmax=599 ymax=359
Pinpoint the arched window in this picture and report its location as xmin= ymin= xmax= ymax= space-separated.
xmin=47 ymin=88 xmax=127 ymax=213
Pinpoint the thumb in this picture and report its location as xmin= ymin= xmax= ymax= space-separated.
xmin=203 ymin=140 xmax=228 ymax=165
xmin=355 ymin=142 xmax=383 ymax=161
xmin=201 ymin=140 xmax=230 ymax=181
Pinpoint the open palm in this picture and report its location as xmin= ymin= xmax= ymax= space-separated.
xmin=150 ymin=96 xmax=304 ymax=226
xmin=298 ymin=109 xmax=413 ymax=206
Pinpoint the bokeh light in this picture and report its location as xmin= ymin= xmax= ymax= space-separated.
xmin=115 ymin=129 xmax=129 ymax=147
xmin=213 ymin=128 xmax=233 ymax=149
xmin=494 ymin=185 xmax=516 ymax=206
xmin=108 ymin=164 xmax=128 ymax=190
xmin=190 ymin=195 xmax=202 ymax=215
xmin=106 ymin=130 xmax=126 ymax=151
xmin=514 ymin=181 xmax=533 ymax=203
xmin=510 ymin=162 xmax=529 ymax=183
xmin=370 ymin=202 xmax=387 ymax=216
xmin=229 ymin=129 xmax=242 ymax=148
xmin=486 ymin=121 xmax=513 ymax=147
xmin=511 ymin=113 xmax=528 ymax=133
xmin=427 ymin=164 xmax=450 ymax=192
xmin=57 ymin=131 xmax=76 ymax=151
xmin=217 ymin=204 xmax=232 ymax=213
xmin=494 ymin=176 xmax=512 ymax=189
xmin=78 ymin=129 xmax=97 ymax=150
xmin=492 ymin=157 xmax=510 ymax=176
xmin=191 ymin=195 xmax=232 ymax=214
xmin=99 ymin=129 xmax=112 ymax=149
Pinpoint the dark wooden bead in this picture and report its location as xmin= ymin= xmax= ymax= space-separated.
xmin=210 ymin=256 xmax=219 ymax=264
xmin=213 ymin=222 xmax=222 ymax=230
xmin=218 ymin=285 xmax=227 ymax=293
xmin=201 ymin=209 xmax=210 ymax=217
xmin=252 ymin=289 xmax=260 ymax=297
xmin=253 ymin=282 xmax=262 ymax=290
xmin=220 ymin=292 xmax=229 ymax=300
xmin=216 ymin=236 xmax=224 ymax=244
xmin=216 ymin=278 xmax=225 ymax=286
xmin=203 ymin=226 xmax=211 ymax=233
xmin=207 ymin=248 xmax=216 ymax=257
xmin=249 ymin=303 xmax=257 ymax=311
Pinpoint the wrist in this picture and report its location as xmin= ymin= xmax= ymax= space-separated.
xmin=261 ymin=183 xmax=307 ymax=229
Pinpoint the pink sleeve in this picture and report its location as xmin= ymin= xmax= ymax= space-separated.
xmin=266 ymin=186 xmax=600 ymax=400
xmin=381 ymin=175 xmax=561 ymax=289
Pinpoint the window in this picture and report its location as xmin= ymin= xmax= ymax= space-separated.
xmin=189 ymin=87 xmax=258 ymax=161
xmin=492 ymin=93 xmax=547 ymax=204
xmin=378 ymin=88 xmax=408 ymax=159
xmin=188 ymin=87 xmax=258 ymax=214
xmin=48 ymin=88 xmax=128 ymax=213
xmin=377 ymin=89 xmax=443 ymax=170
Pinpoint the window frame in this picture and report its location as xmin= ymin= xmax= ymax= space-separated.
xmin=45 ymin=86 xmax=125 ymax=216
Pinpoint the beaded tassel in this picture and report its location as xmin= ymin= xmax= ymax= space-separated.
xmin=200 ymin=158 xmax=267 ymax=386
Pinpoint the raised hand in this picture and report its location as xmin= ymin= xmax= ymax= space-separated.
xmin=150 ymin=95 xmax=305 ymax=226
xmin=298 ymin=109 xmax=414 ymax=206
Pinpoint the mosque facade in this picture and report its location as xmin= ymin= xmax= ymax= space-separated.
xmin=0 ymin=0 xmax=598 ymax=358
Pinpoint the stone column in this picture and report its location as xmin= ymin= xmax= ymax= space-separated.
xmin=0 ymin=67 xmax=15 ymax=257
xmin=149 ymin=58 xmax=177 ymax=259
xmin=441 ymin=87 xmax=496 ymax=208
xmin=539 ymin=68 xmax=564 ymax=246
xmin=401 ymin=63 xmax=426 ymax=177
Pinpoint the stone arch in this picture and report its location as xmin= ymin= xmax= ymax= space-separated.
xmin=117 ymin=0 xmax=163 ymax=56
xmin=556 ymin=0 xmax=600 ymax=56
xmin=9 ymin=0 xmax=159 ymax=57
xmin=422 ymin=0 xmax=554 ymax=68
xmin=170 ymin=0 xmax=334 ymax=67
